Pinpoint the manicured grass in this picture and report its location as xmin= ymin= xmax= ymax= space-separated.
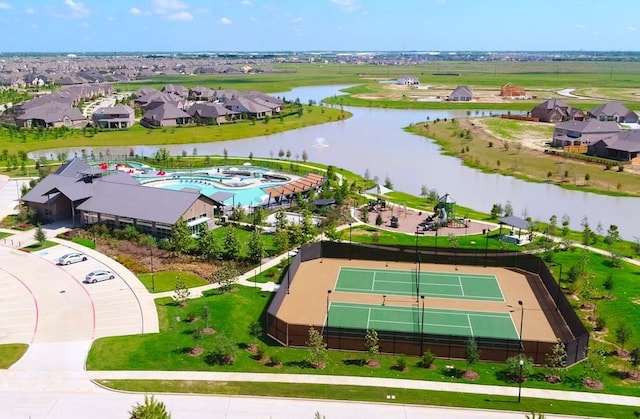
xmin=20 ymin=240 xmax=58 ymax=252
xmin=0 ymin=343 xmax=28 ymax=369
xmin=97 ymin=379 xmax=638 ymax=418
xmin=137 ymin=271 xmax=209 ymax=293
xmin=0 ymin=231 xmax=13 ymax=239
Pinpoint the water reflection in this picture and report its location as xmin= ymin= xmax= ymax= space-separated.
xmin=30 ymin=85 xmax=640 ymax=239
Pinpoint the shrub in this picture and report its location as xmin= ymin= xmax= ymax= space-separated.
xmin=396 ymin=355 xmax=407 ymax=371
xmin=421 ymin=350 xmax=436 ymax=368
xmin=504 ymin=355 xmax=534 ymax=382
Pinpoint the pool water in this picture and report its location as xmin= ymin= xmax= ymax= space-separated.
xmin=156 ymin=179 xmax=278 ymax=206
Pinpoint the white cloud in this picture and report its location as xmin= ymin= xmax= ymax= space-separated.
xmin=64 ymin=0 xmax=90 ymax=18
xmin=218 ymin=17 xmax=232 ymax=24
xmin=130 ymin=7 xmax=142 ymax=15
xmin=196 ymin=7 xmax=208 ymax=13
xmin=154 ymin=0 xmax=187 ymax=14
xmin=291 ymin=16 xmax=303 ymax=23
xmin=241 ymin=0 xmax=252 ymax=5
xmin=330 ymin=0 xmax=360 ymax=12
xmin=25 ymin=7 xmax=34 ymax=14
xmin=576 ymin=23 xmax=587 ymax=30
xmin=167 ymin=10 xmax=193 ymax=21
xmin=627 ymin=25 xmax=637 ymax=32
xmin=0 ymin=2 xmax=11 ymax=10
xmin=107 ymin=16 xmax=115 ymax=21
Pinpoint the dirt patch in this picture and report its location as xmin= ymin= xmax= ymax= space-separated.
xmin=366 ymin=360 xmax=380 ymax=368
xmin=462 ymin=370 xmax=480 ymax=381
xmin=189 ymin=347 xmax=204 ymax=357
xmin=583 ymin=377 xmax=604 ymax=390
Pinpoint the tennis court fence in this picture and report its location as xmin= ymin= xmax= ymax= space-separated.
xmin=266 ymin=241 xmax=589 ymax=365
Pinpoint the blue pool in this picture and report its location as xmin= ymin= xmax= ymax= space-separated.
xmin=153 ymin=178 xmax=278 ymax=206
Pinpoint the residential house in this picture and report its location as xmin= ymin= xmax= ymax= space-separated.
xmin=141 ymin=102 xmax=192 ymax=127
xmin=188 ymin=86 xmax=216 ymax=101
xmin=134 ymin=91 xmax=185 ymax=110
xmin=500 ymin=83 xmax=526 ymax=98
xmin=588 ymin=102 xmax=638 ymax=124
xmin=186 ymin=103 xmax=238 ymax=124
xmin=397 ymin=75 xmax=419 ymax=86
xmin=92 ymin=104 xmax=135 ymax=129
xmin=447 ymin=85 xmax=473 ymax=101
xmin=15 ymin=103 xmax=86 ymax=128
xmin=224 ymin=97 xmax=273 ymax=119
xmin=552 ymin=119 xmax=620 ymax=148
xmin=21 ymin=159 xmax=222 ymax=237
xmin=161 ymin=84 xmax=189 ymax=98
xmin=530 ymin=99 xmax=585 ymax=123
xmin=589 ymin=130 xmax=640 ymax=163
xmin=212 ymin=89 xmax=239 ymax=103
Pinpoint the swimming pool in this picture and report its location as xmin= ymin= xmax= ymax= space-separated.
xmin=150 ymin=178 xmax=278 ymax=206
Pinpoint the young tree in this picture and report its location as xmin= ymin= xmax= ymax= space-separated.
xmin=504 ymin=201 xmax=514 ymax=217
xmin=360 ymin=206 xmax=369 ymax=223
xmin=34 ymin=224 xmax=46 ymax=244
xmin=247 ymin=229 xmax=265 ymax=265
xmin=208 ymin=334 xmax=236 ymax=365
xmin=581 ymin=216 xmax=593 ymax=246
xmin=307 ymin=326 xmax=328 ymax=369
xmin=171 ymin=217 xmax=192 ymax=254
xmin=247 ymin=321 xmax=263 ymax=351
xmin=375 ymin=213 xmax=383 ymax=226
xmin=383 ymin=174 xmax=393 ymax=190
xmin=363 ymin=168 xmax=370 ymax=179
xmin=129 ymin=395 xmax=171 ymax=419
xmin=504 ymin=355 xmax=534 ymax=383
xmin=464 ymin=338 xmax=480 ymax=372
xmin=420 ymin=185 xmax=428 ymax=199
xmin=490 ymin=203 xmax=502 ymax=219
xmin=214 ymin=265 xmax=239 ymax=293
xmin=364 ymin=329 xmax=380 ymax=365
xmin=630 ymin=348 xmax=640 ymax=371
xmin=561 ymin=214 xmax=570 ymax=236
xmin=222 ymin=226 xmax=240 ymax=260
xmin=173 ymin=275 xmax=190 ymax=307
xmin=545 ymin=339 xmax=567 ymax=376
xmin=615 ymin=323 xmax=633 ymax=353
xmin=548 ymin=215 xmax=558 ymax=236
xmin=301 ymin=149 xmax=308 ymax=162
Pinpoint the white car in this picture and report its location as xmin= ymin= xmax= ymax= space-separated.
xmin=57 ymin=252 xmax=88 ymax=265
xmin=83 ymin=270 xmax=115 ymax=284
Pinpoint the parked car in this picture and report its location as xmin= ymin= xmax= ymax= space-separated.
xmin=57 ymin=252 xmax=88 ymax=265
xmin=83 ymin=270 xmax=115 ymax=284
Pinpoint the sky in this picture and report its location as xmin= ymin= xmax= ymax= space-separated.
xmin=0 ymin=0 xmax=639 ymax=53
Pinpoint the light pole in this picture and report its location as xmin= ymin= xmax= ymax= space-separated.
xmin=326 ymin=289 xmax=332 ymax=346
xmin=349 ymin=222 xmax=352 ymax=260
xmin=150 ymin=246 xmax=155 ymax=292
xmin=484 ymin=230 xmax=490 ymax=267
xmin=434 ymin=227 xmax=439 ymax=263
xmin=420 ymin=295 xmax=425 ymax=355
xmin=517 ymin=358 xmax=524 ymax=402
xmin=555 ymin=264 xmax=563 ymax=311
xmin=415 ymin=227 xmax=420 ymax=302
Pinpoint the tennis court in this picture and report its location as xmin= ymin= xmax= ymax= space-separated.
xmin=335 ymin=267 xmax=504 ymax=302
xmin=327 ymin=302 xmax=519 ymax=340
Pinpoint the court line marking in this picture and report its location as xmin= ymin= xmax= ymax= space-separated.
xmin=339 ymin=267 xmax=497 ymax=279
xmin=367 ymin=307 xmax=372 ymax=329
xmin=333 ymin=287 xmax=504 ymax=301
xmin=371 ymin=271 xmax=376 ymax=291
xmin=494 ymin=275 xmax=507 ymax=302
xmin=331 ymin=303 xmax=513 ymax=319
xmin=458 ymin=276 xmax=465 ymax=296
xmin=375 ymin=279 xmax=460 ymax=287
xmin=466 ymin=314 xmax=474 ymax=337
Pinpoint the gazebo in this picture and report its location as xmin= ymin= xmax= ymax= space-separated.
xmin=498 ymin=215 xmax=532 ymax=245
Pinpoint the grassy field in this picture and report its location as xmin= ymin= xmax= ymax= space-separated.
xmin=406 ymin=118 xmax=640 ymax=197
xmin=0 ymin=343 xmax=28 ymax=368
xmin=137 ymin=271 xmax=209 ymax=293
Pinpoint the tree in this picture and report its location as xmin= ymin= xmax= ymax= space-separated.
xmin=364 ymin=329 xmax=379 ymax=364
xmin=198 ymin=227 xmax=221 ymax=261
xmin=420 ymin=185 xmax=428 ymax=199
xmin=630 ymin=348 xmax=640 ymax=370
xmin=222 ymin=226 xmax=240 ymax=260
xmin=302 ymin=150 xmax=308 ymax=162
xmin=603 ymin=273 xmax=614 ymax=296
xmin=247 ymin=229 xmax=265 ymax=265
xmin=561 ymin=214 xmax=570 ymax=236
xmin=545 ymin=339 xmax=567 ymax=375
xmin=171 ymin=217 xmax=192 ymax=254
xmin=363 ymin=168 xmax=370 ymax=179
xmin=223 ymin=148 xmax=228 ymax=160
xmin=273 ymin=228 xmax=290 ymax=254
xmin=360 ymin=206 xmax=369 ymax=223
xmin=306 ymin=326 xmax=328 ymax=369
xmin=207 ymin=333 xmax=236 ymax=365
xmin=504 ymin=354 xmax=534 ymax=383
xmin=490 ymin=203 xmax=502 ymax=219
xmin=375 ymin=213 xmax=383 ymax=226
xmin=615 ymin=323 xmax=633 ymax=352
xmin=604 ymin=224 xmax=620 ymax=252
xmin=173 ymin=275 xmax=190 ymax=307
xmin=548 ymin=215 xmax=558 ymax=236
xmin=504 ymin=201 xmax=514 ymax=217
xmin=464 ymin=338 xmax=479 ymax=372
xmin=34 ymin=224 xmax=46 ymax=244
xmin=581 ymin=216 xmax=593 ymax=246
xmin=383 ymin=174 xmax=393 ymax=190
xmin=129 ymin=395 xmax=171 ymax=419
xmin=214 ymin=265 xmax=239 ymax=293
xmin=248 ymin=321 xmax=263 ymax=346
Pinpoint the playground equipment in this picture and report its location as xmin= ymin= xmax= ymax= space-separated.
xmin=428 ymin=193 xmax=468 ymax=228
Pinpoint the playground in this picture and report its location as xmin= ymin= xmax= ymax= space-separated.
xmin=356 ymin=193 xmax=495 ymax=237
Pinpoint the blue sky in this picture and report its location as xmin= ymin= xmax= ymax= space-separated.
xmin=0 ymin=0 xmax=639 ymax=52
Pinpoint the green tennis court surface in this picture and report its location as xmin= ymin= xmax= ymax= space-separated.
xmin=327 ymin=302 xmax=519 ymax=340
xmin=335 ymin=267 xmax=504 ymax=302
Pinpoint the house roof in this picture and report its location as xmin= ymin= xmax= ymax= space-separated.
xmin=22 ymin=174 xmax=80 ymax=204
xmin=143 ymin=103 xmax=191 ymax=122
xmin=605 ymin=130 xmax=640 ymax=152
xmin=187 ymin=103 xmax=236 ymax=118
xmin=589 ymin=102 xmax=635 ymax=118
xmin=449 ymin=85 xmax=473 ymax=98
xmin=554 ymin=119 xmax=620 ymax=134
xmin=499 ymin=215 xmax=530 ymax=230
xmin=92 ymin=104 xmax=134 ymax=116
xmin=55 ymin=158 xmax=92 ymax=176
xmin=225 ymin=97 xmax=272 ymax=114
xmin=17 ymin=104 xmax=86 ymax=124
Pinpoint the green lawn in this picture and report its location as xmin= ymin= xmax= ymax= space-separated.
xmin=0 ymin=344 xmax=28 ymax=369
xmin=137 ymin=271 xmax=209 ymax=293
xmin=98 ymin=379 xmax=638 ymax=418
xmin=0 ymin=231 xmax=13 ymax=239
xmin=20 ymin=240 xmax=58 ymax=252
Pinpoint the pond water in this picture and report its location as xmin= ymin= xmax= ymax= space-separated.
xmin=30 ymin=85 xmax=640 ymax=239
